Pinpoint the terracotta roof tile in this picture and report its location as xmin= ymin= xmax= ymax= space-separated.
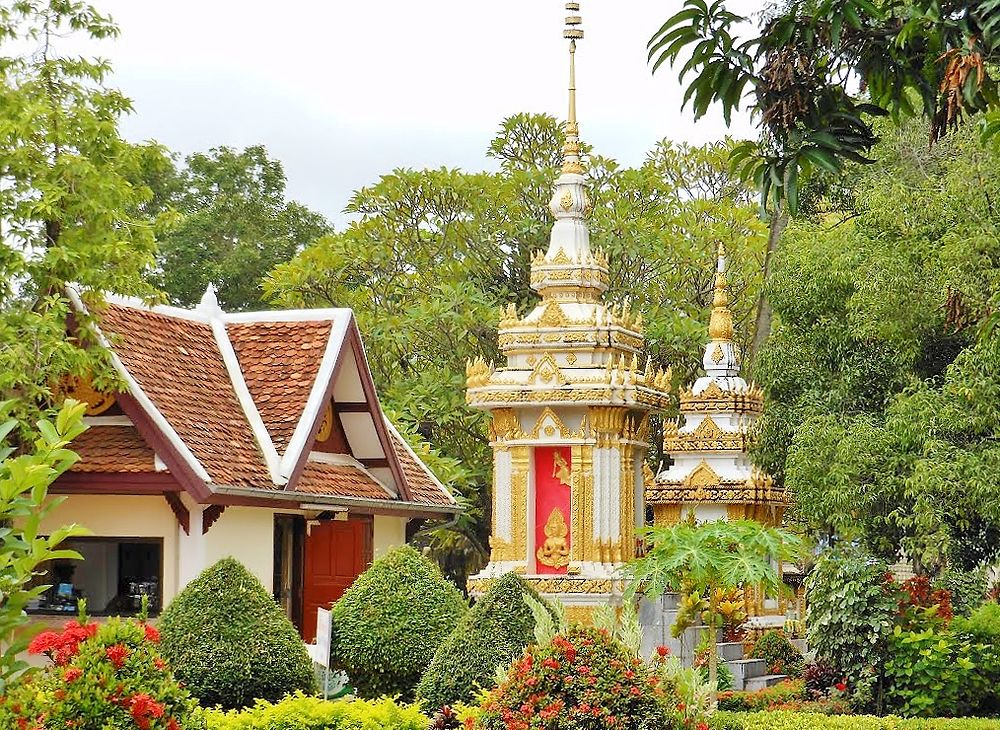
xmin=98 ymin=304 xmax=271 ymax=489
xmin=227 ymin=320 xmax=332 ymax=452
xmin=69 ymin=426 xmax=156 ymax=473
xmin=389 ymin=429 xmax=455 ymax=506
xmin=295 ymin=462 xmax=392 ymax=500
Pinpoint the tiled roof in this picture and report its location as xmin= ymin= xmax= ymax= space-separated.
xmin=295 ymin=462 xmax=393 ymax=501
xmin=227 ymin=320 xmax=331 ymax=452
xmin=75 ymin=297 xmax=456 ymax=511
xmin=389 ymin=429 xmax=455 ymax=506
xmin=70 ymin=426 xmax=156 ymax=473
xmin=99 ymin=304 xmax=272 ymax=490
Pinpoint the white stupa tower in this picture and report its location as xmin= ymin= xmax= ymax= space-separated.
xmin=647 ymin=245 xmax=786 ymax=526
xmin=465 ymin=2 xmax=672 ymax=622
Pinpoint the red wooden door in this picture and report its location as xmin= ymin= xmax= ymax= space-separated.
xmin=301 ymin=518 xmax=371 ymax=641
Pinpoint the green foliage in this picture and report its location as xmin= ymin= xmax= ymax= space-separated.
xmin=330 ymin=546 xmax=467 ymax=700
xmin=747 ymin=631 xmax=804 ymax=678
xmin=0 ymin=2 xmax=171 ymax=423
xmin=652 ymin=652 xmax=715 ymax=728
xmin=416 ymin=572 xmax=553 ymax=711
xmin=648 ymin=1 xmax=1000 ymax=212
xmin=474 ymin=626 xmax=672 ymax=730
xmin=716 ymin=680 xmax=849 ymax=715
xmin=804 ymin=543 xmax=897 ymax=698
xmin=952 ymin=603 xmax=1000 ymax=715
xmin=935 ymin=567 xmax=988 ymax=617
xmin=266 ymin=117 xmax=767 ymax=577
xmin=883 ymin=626 xmax=982 ymax=718
xmin=203 ymin=692 xmax=429 ymax=730
xmin=159 ymin=557 xmax=315 ymax=710
xmin=0 ymin=399 xmax=88 ymax=689
xmin=155 ymin=145 xmax=330 ymax=310
xmin=0 ymin=614 xmax=204 ymax=730
xmin=708 ymin=711 xmax=1000 ymax=730
xmin=754 ymin=118 xmax=1000 ymax=572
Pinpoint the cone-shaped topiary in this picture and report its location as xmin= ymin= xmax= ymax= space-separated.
xmin=159 ymin=557 xmax=315 ymax=710
xmin=417 ymin=572 xmax=554 ymax=710
xmin=331 ymin=545 xmax=467 ymax=699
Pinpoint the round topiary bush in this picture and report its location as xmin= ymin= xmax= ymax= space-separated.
xmin=159 ymin=557 xmax=315 ymax=710
xmin=417 ymin=572 xmax=554 ymax=710
xmin=475 ymin=625 xmax=672 ymax=730
xmin=331 ymin=545 xmax=467 ymax=700
xmin=748 ymin=630 xmax=804 ymax=677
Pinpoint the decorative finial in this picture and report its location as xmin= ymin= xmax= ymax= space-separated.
xmin=708 ymin=242 xmax=734 ymax=341
xmin=562 ymin=3 xmax=585 ymax=175
xmin=197 ymin=282 xmax=223 ymax=317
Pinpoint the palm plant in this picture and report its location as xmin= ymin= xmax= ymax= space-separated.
xmin=625 ymin=517 xmax=803 ymax=702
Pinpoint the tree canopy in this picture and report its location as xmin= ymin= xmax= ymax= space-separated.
xmin=753 ymin=116 xmax=1000 ymax=574
xmin=650 ymin=1 xmax=1000 ymax=211
xmin=154 ymin=145 xmax=330 ymax=311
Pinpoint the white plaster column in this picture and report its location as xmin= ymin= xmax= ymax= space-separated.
xmin=176 ymin=494 xmax=206 ymax=592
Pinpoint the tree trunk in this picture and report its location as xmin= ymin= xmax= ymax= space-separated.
xmin=748 ymin=206 xmax=788 ymax=363
xmin=707 ymin=625 xmax=718 ymax=706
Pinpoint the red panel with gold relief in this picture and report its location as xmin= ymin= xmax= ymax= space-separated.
xmin=534 ymin=445 xmax=572 ymax=574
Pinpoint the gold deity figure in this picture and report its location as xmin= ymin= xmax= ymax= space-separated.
xmin=552 ymin=451 xmax=572 ymax=487
xmin=536 ymin=507 xmax=570 ymax=568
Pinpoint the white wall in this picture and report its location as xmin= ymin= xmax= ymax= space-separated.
xmin=373 ymin=514 xmax=406 ymax=559
xmin=202 ymin=506 xmax=276 ymax=593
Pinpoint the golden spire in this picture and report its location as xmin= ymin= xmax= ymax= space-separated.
xmin=562 ymin=3 xmax=585 ymax=175
xmin=708 ymin=242 xmax=734 ymax=341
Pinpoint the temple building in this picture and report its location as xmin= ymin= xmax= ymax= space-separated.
xmin=646 ymin=245 xmax=786 ymax=528
xmin=465 ymin=3 xmax=672 ymax=620
xmin=37 ymin=288 xmax=457 ymax=640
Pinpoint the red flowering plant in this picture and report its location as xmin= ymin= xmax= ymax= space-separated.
xmin=473 ymin=625 xmax=674 ymax=730
xmin=896 ymin=575 xmax=954 ymax=630
xmin=0 ymin=605 xmax=203 ymax=730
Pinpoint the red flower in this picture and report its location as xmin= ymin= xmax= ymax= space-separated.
xmin=676 ymin=702 xmax=686 ymax=712
xmin=542 ymin=657 xmax=561 ymax=670
xmin=154 ymin=658 xmax=167 ymax=670
xmin=143 ymin=624 xmax=160 ymax=643
xmin=167 ymin=720 xmax=180 ymax=730
xmin=129 ymin=693 xmax=165 ymax=730
xmin=105 ymin=644 xmax=129 ymax=669
xmin=698 ymin=724 xmax=710 ymax=730
xmin=64 ymin=667 xmax=82 ymax=682
xmin=835 ymin=682 xmax=848 ymax=692
xmin=656 ymin=645 xmax=670 ymax=657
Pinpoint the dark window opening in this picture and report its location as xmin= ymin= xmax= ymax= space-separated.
xmin=28 ymin=537 xmax=163 ymax=616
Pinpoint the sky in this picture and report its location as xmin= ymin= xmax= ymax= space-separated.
xmin=70 ymin=1 xmax=758 ymax=225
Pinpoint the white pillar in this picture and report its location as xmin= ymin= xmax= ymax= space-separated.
xmin=176 ymin=494 xmax=206 ymax=592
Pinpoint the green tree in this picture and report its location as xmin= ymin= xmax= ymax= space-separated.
xmin=648 ymin=0 xmax=1000 ymax=212
xmin=625 ymin=518 xmax=802 ymax=702
xmin=266 ymin=114 xmax=766 ymax=577
xmin=753 ymin=117 xmax=1000 ymax=573
xmin=0 ymin=1 xmax=169 ymax=424
xmin=155 ymin=145 xmax=330 ymax=310
xmin=0 ymin=399 xmax=89 ymax=690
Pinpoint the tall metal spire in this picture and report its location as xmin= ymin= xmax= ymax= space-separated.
xmin=562 ymin=3 xmax=585 ymax=175
xmin=709 ymin=242 xmax=734 ymax=342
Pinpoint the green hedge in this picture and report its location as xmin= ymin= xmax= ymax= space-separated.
xmin=709 ymin=711 xmax=1000 ymax=729
xmin=203 ymin=692 xmax=428 ymax=730
xmin=331 ymin=545 xmax=467 ymax=699
xmin=417 ymin=572 xmax=552 ymax=710
xmin=159 ymin=558 xmax=315 ymax=710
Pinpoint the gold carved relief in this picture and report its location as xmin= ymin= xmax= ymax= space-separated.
xmin=530 ymin=407 xmax=572 ymax=439
xmin=536 ymin=508 xmax=570 ymax=568
xmin=510 ymin=446 xmax=531 ymax=562
xmin=59 ymin=374 xmax=116 ymax=416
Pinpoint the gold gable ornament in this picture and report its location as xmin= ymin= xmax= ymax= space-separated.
xmin=59 ymin=373 xmax=116 ymax=416
xmin=316 ymin=403 xmax=334 ymax=442
xmin=536 ymin=507 xmax=570 ymax=568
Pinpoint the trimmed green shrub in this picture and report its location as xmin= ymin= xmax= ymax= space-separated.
xmin=952 ymin=602 xmax=1000 ymax=715
xmin=204 ymin=692 xmax=429 ymax=730
xmin=708 ymin=711 xmax=1000 ymax=729
xmin=160 ymin=557 xmax=315 ymax=710
xmin=417 ymin=572 xmax=552 ymax=710
xmin=748 ymin=630 xmax=805 ymax=677
xmin=884 ymin=625 xmax=982 ymax=717
xmin=331 ymin=545 xmax=467 ymax=700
